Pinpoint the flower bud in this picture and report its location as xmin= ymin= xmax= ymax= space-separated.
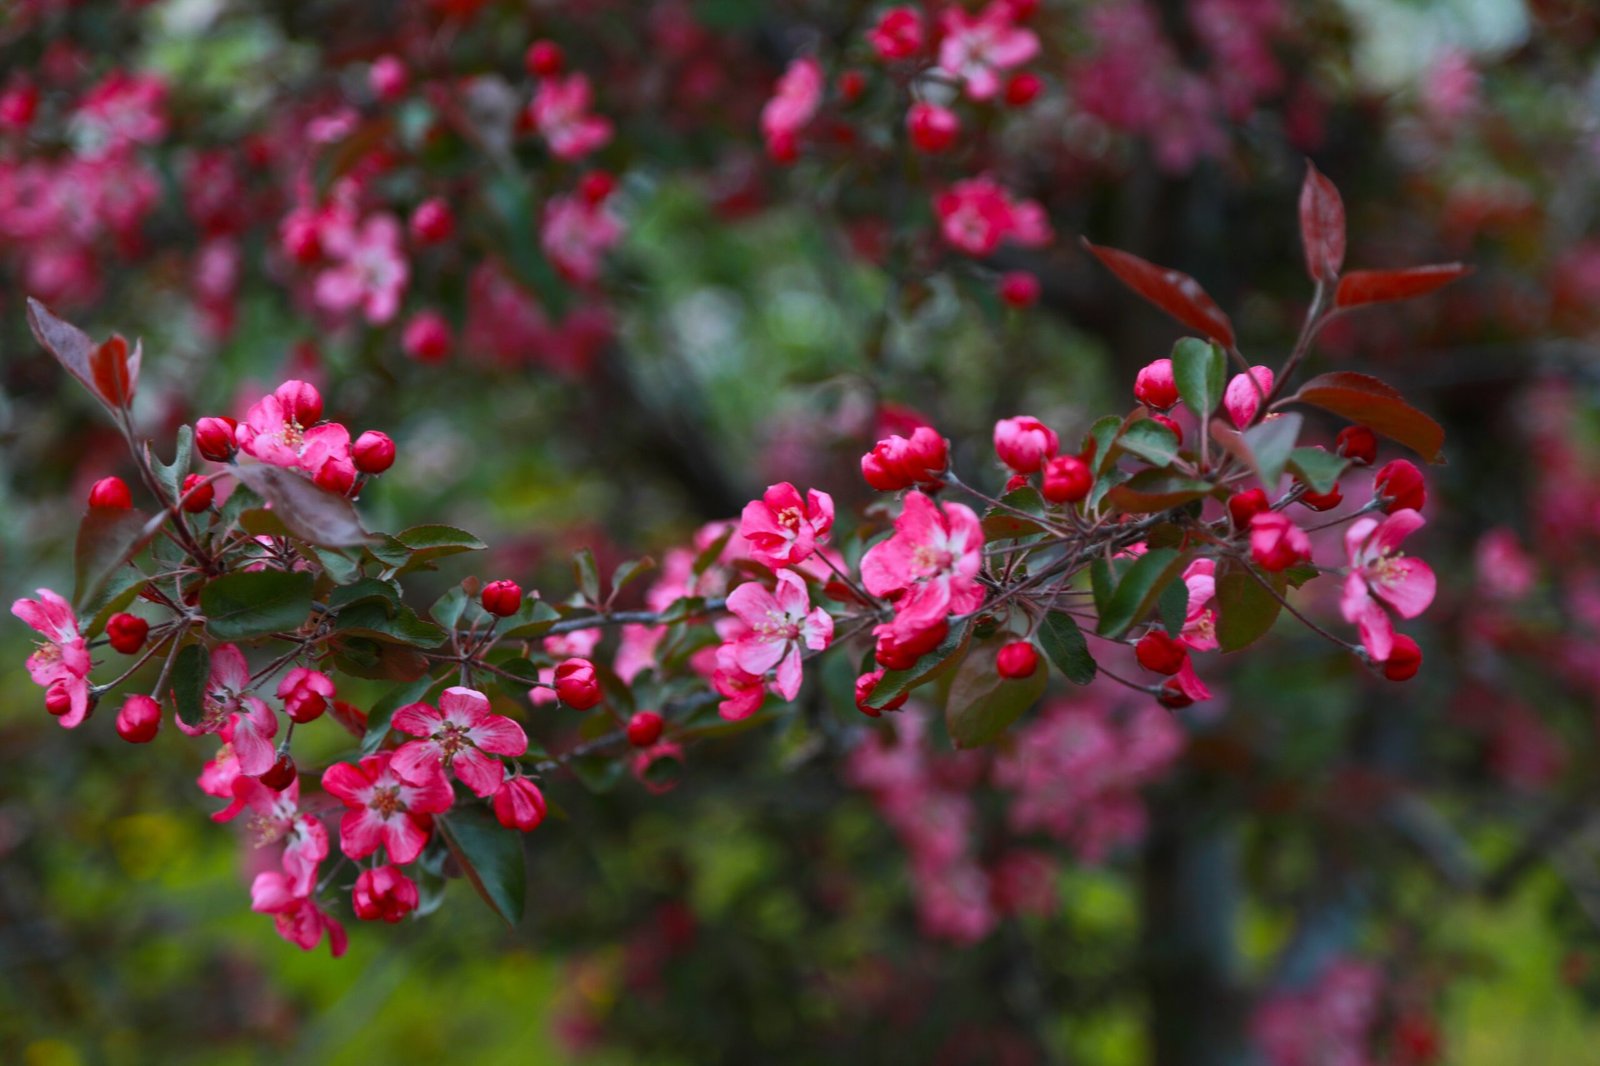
xmin=1228 ymin=488 xmax=1269 ymax=528
xmin=275 ymin=379 xmax=322 ymax=427
xmin=1003 ymin=70 xmax=1042 ymax=107
xmin=579 ymin=170 xmax=616 ymax=206
xmin=874 ymin=619 xmax=948 ymax=670
xmin=995 ymin=641 xmax=1039 ymax=679
xmin=353 ymin=865 xmax=420 ymax=922
xmin=280 ymin=213 xmax=321 ymax=263
xmin=627 ymin=711 xmax=665 ymax=747
xmin=194 ymin=416 xmax=238 ymax=462
xmin=907 ymin=102 xmax=959 ymax=153
xmin=1135 ymin=630 xmax=1187 ymax=675
xmin=409 ymin=197 xmax=454 ymax=244
xmin=277 ymin=667 xmax=335 ymax=724
xmin=1250 ymin=512 xmax=1312 ymax=572
xmin=115 ymin=694 xmax=161 ymax=744
xmin=1223 ymin=365 xmax=1275 ymax=428
xmin=494 ymin=776 xmax=548 ymax=831
xmin=524 ymin=39 xmax=564 ymax=78
xmin=999 ymin=271 xmax=1040 ymax=309
xmin=1298 ymin=481 xmax=1342 ymax=512
xmin=1381 ymin=634 xmax=1422 ymax=681
xmin=180 ymin=473 xmax=213 ymax=512
xmin=313 ymin=459 xmax=356 ymax=496
xmin=352 ymin=430 xmax=396 ymax=474
xmin=369 ymin=54 xmax=408 ymax=101
xmin=1134 ymin=358 xmax=1179 ymax=410
xmin=854 ymin=669 xmax=910 ymax=717
xmin=1004 ymin=473 xmax=1029 ymax=493
xmin=838 ymin=69 xmax=867 ymax=103
xmin=554 ymin=657 xmax=602 ymax=710
xmin=1336 ymin=425 xmax=1377 ymax=466
xmin=1149 ymin=413 xmax=1183 ymax=446
xmin=1156 ymin=678 xmax=1195 ymax=710
xmin=45 ymin=682 xmax=74 ymax=717
xmin=260 ymin=752 xmax=298 ymax=791
xmin=994 ymin=416 xmax=1059 ymax=474
xmin=402 ymin=311 xmax=452 ymax=363
xmin=107 ymin=613 xmax=149 ymax=654
xmin=89 ymin=476 xmax=132 ymax=510
xmin=862 ymin=428 xmax=948 ymax=490
xmin=1374 ymin=460 xmax=1425 ymax=514
xmin=1041 ymin=454 xmax=1092 ymax=504
xmin=481 ymin=580 xmax=523 ymax=617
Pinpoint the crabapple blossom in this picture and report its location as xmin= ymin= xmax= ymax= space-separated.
xmin=315 ymin=213 xmax=410 ymax=325
xmin=13 ymin=588 xmax=92 ymax=728
xmin=907 ymin=102 xmax=960 ymax=154
xmin=260 ymin=754 xmax=297 ymax=792
xmin=1177 ymin=559 xmax=1218 ymax=652
xmin=998 ymin=270 xmax=1040 ymax=308
xmin=214 ymin=775 xmax=328 ymax=896
xmin=1229 ymin=488 xmax=1269 ymax=528
xmin=369 ymin=54 xmax=408 ymax=102
xmin=352 ymin=430 xmax=395 ymax=474
xmin=1341 ymin=509 xmax=1435 ymax=662
xmin=993 ymin=416 xmax=1059 ymax=474
xmin=862 ymin=427 xmax=949 ymax=490
xmin=493 ymin=776 xmax=548 ymax=831
xmin=873 ymin=617 xmax=948 ymax=671
xmin=115 ymin=694 xmax=161 ymax=744
xmin=937 ymin=2 xmax=1041 ymax=101
xmin=1374 ymin=459 xmax=1426 ymax=513
xmin=409 ymin=197 xmax=454 ymax=245
xmin=861 ymin=491 xmax=985 ymax=639
xmin=541 ymin=192 xmax=622 ymax=285
xmin=1134 ymin=358 xmax=1179 ymax=409
xmin=713 ymin=642 xmax=767 ymax=720
xmin=402 ymin=310 xmax=452 ymax=363
xmin=724 ymin=569 xmax=834 ymax=701
xmin=524 ymin=39 xmax=563 ymax=78
xmin=321 ymin=752 xmax=454 ymax=865
xmin=353 ymin=865 xmax=420 ymax=923
xmin=277 ymin=667 xmax=334 ymax=724
xmin=1224 ymin=366 xmax=1274 ymax=427
xmin=250 ymin=871 xmax=347 ymax=957
xmin=106 ymin=612 xmax=148 ymax=654
xmin=760 ymin=57 xmax=822 ymax=162
xmin=1336 ymin=425 xmax=1377 ymax=465
xmin=193 ymin=416 xmax=238 ymax=461
xmin=867 ymin=7 xmax=924 ymax=61
xmin=89 ymin=476 xmax=132 ymax=509
xmin=739 ymin=482 xmax=835 ymax=569
xmin=553 ymin=657 xmax=602 ymax=710
xmin=935 ymin=177 xmax=1051 ymax=256
xmin=174 ymin=643 xmax=279 ymax=776
xmin=1004 ymin=71 xmax=1042 ymax=107
xmin=392 ymin=686 xmax=528 ymax=798
xmin=1041 ymin=455 xmax=1092 ymax=504
xmin=1135 ymin=630 xmax=1187 ymax=675
xmin=530 ymin=74 xmax=613 ymax=160
xmin=1250 ymin=512 xmax=1312 ymax=572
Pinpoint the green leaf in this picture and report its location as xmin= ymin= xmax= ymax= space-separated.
xmin=334 ymin=602 xmax=448 ymax=648
xmin=1090 ymin=557 xmax=1121 ymax=620
xmin=200 ymin=570 xmax=314 ymax=641
xmin=1243 ymin=414 xmax=1302 ymax=488
xmin=310 ymin=546 xmax=363 ymax=585
xmin=1172 ymin=337 xmax=1226 ymax=418
xmin=1106 ymin=472 xmax=1214 ymax=514
xmin=1115 ymin=419 xmax=1181 ymax=468
xmin=216 ymin=483 xmax=264 ymax=532
xmin=439 ymin=805 xmax=526 ymax=926
xmin=74 ymin=507 xmax=155 ymax=612
xmin=573 ymin=548 xmax=601 ymax=604
xmin=1284 ymin=564 xmax=1320 ymax=589
xmin=82 ymin=568 xmax=145 ymax=639
xmin=1037 ymin=611 xmax=1096 ymax=684
xmin=1158 ymin=577 xmax=1189 ymax=638
xmin=1087 ymin=469 xmax=1131 ymax=512
xmin=692 ymin=528 xmax=733 ymax=578
xmin=1288 ymin=447 xmax=1350 ymax=495
xmin=1097 ymin=548 xmax=1189 ymax=639
xmin=172 ymin=643 xmax=211 ymax=729
xmin=327 ymin=578 xmax=402 ymax=614
xmin=1086 ymin=414 xmax=1123 ymax=475
xmin=149 ymin=424 xmax=193 ymax=503
xmin=232 ymin=463 xmax=372 ymax=547
xmin=429 ymin=586 xmax=471 ymax=631
xmin=1215 ymin=560 xmax=1285 ymax=652
xmin=945 ymin=637 xmax=1048 ymax=748
xmin=499 ymin=599 xmax=563 ymax=639
xmin=981 ymin=487 xmax=1049 ymax=540
xmin=870 ymin=617 xmax=973 ymax=706
xmin=609 ymin=557 xmax=656 ymax=603
xmin=393 ymin=524 xmax=486 ymax=571
xmin=361 ymin=676 xmax=438 ymax=754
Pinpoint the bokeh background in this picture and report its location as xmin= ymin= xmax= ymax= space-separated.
xmin=6 ymin=0 xmax=1600 ymax=1063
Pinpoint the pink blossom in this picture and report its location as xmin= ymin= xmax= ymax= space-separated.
xmin=72 ymin=70 xmax=168 ymax=158
xmin=541 ymin=193 xmax=623 ymax=285
xmin=11 ymin=588 xmax=92 ymax=728
xmin=213 ymin=776 xmax=329 ymax=896
xmin=321 ymin=751 xmax=455 ymax=865
xmin=392 ymin=686 xmax=528 ymax=798
xmin=314 ymin=213 xmax=409 ymax=324
xmin=867 ymin=7 xmax=925 ymax=61
xmin=760 ymin=57 xmax=823 ymax=157
xmin=1341 ymin=509 xmax=1436 ymax=662
xmin=739 ymin=482 xmax=835 ymax=569
xmin=172 ymin=644 xmax=279 ymax=777
xmin=250 ymin=871 xmax=348 ymax=956
xmin=531 ymin=74 xmax=613 ymax=160
xmin=1475 ymin=527 xmax=1535 ymax=601
xmin=860 ymin=491 xmax=986 ymax=637
xmin=993 ymin=416 xmax=1059 ymax=474
xmin=724 ymin=570 xmax=834 ymax=701
xmin=937 ymin=2 xmax=1040 ymax=101
xmin=1224 ymin=366 xmax=1275 ymax=427
xmin=1250 ymin=512 xmax=1312 ymax=573
xmin=712 ymin=643 xmax=767 ymax=720
xmin=935 ymin=176 xmax=1051 ymax=256
xmin=1178 ymin=558 xmax=1219 ymax=652
xmin=353 ymin=865 xmax=420 ymax=923
xmin=1251 ymin=958 xmax=1383 ymax=1066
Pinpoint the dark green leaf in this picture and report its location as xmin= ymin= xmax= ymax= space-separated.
xmin=393 ymin=524 xmax=485 ymax=571
xmin=1116 ymin=419 xmax=1180 ymax=468
xmin=499 ymin=599 xmax=563 ymax=639
xmin=1158 ymin=578 xmax=1189 ymax=638
xmin=1086 ymin=414 xmax=1123 ymax=475
xmin=201 ymin=570 xmax=315 ymax=641
xmin=1037 ymin=611 xmax=1096 ymax=684
xmin=1288 ymin=447 xmax=1350 ymax=495
xmin=429 ymin=586 xmax=470 ymax=631
xmin=1172 ymin=337 xmax=1226 ymax=419
xmin=1215 ymin=561 xmax=1285 ymax=652
xmin=334 ymin=602 xmax=448 ymax=648
xmin=573 ymin=548 xmax=601 ymax=604
xmin=74 ymin=507 xmax=154 ymax=612
xmin=870 ymin=617 xmax=973 ymax=705
xmin=1106 ymin=472 xmax=1214 ymax=514
xmin=328 ymin=578 xmax=402 ymax=614
xmin=149 ymin=424 xmax=193 ymax=503
xmin=981 ymin=487 xmax=1049 ymax=540
xmin=945 ymin=637 xmax=1048 ymax=748
xmin=1097 ymin=548 xmax=1189 ymax=639
xmin=439 ymin=805 xmax=526 ymax=926
xmin=172 ymin=643 xmax=211 ymax=729
xmin=310 ymin=546 xmax=363 ymax=585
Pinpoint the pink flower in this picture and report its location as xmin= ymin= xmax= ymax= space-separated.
xmin=1340 ymin=509 xmax=1436 ymax=662
xmin=250 ymin=871 xmax=347 ymax=957
xmin=861 ymin=491 xmax=986 ymax=636
xmin=235 ymin=379 xmax=325 ymax=467
xmin=760 ymin=57 xmax=823 ymax=158
xmin=937 ymin=2 xmax=1040 ymax=101
xmin=531 ymin=74 xmax=613 ymax=160
xmin=314 ymin=213 xmax=409 ymax=324
xmin=12 ymin=588 xmax=92 ymax=728
xmin=173 ymin=644 xmax=279 ymax=777
xmin=935 ymin=176 xmax=1051 ymax=256
xmin=541 ymin=193 xmax=623 ymax=285
xmin=712 ymin=643 xmax=767 ymax=720
xmin=1178 ymin=558 xmax=1218 ymax=652
xmin=391 ymin=686 xmax=528 ymax=798
xmin=993 ymin=416 xmax=1059 ymax=473
xmin=72 ymin=70 xmax=168 ymax=158
xmin=867 ymin=7 xmax=925 ymax=61
xmin=862 ymin=427 xmax=949 ymax=490
xmin=353 ymin=865 xmax=420 ymax=923
xmin=739 ymin=482 xmax=835 ymax=569
xmin=1250 ymin=512 xmax=1311 ymax=573
xmin=724 ymin=570 xmax=834 ymax=701
xmin=213 ymin=775 xmax=329 ymax=896
xmin=321 ymin=751 xmax=455 ymax=865
xmin=1224 ymin=366 xmax=1274 ymax=428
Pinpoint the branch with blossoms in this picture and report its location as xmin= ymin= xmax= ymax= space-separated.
xmin=11 ymin=167 xmax=1465 ymax=955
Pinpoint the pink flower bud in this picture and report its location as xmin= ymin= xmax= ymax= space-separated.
xmin=995 ymin=641 xmax=1039 ymax=679
xmin=277 ymin=667 xmax=335 ymax=724
xmin=194 ymin=416 xmax=238 ymax=462
xmin=481 ymin=580 xmax=523 ymax=617
xmin=180 ymin=473 xmax=213 ymax=512
xmin=1336 ymin=425 xmax=1377 ymax=466
xmin=1299 ymin=482 xmax=1342 ymax=512
xmin=260 ymin=752 xmax=298 ymax=791
xmin=107 ymin=613 xmax=149 ymax=654
xmin=874 ymin=619 xmax=947 ymax=671
xmin=369 ymin=54 xmax=409 ymax=102
xmin=907 ymin=102 xmax=959 ymax=154
xmin=1135 ymin=630 xmax=1186 ymax=675
xmin=115 ymin=694 xmax=161 ymax=744
xmin=45 ymin=683 xmax=74 ymax=718
xmin=1134 ymin=358 xmax=1179 ymax=410
xmin=0 ymin=81 xmax=39 ymax=132
xmin=994 ymin=416 xmax=1059 ymax=474
xmin=1249 ymin=512 xmax=1312 ymax=572
xmin=1149 ymin=412 xmax=1183 ymax=446
xmin=402 ymin=311 xmax=452 ymax=363
xmin=861 ymin=427 xmax=948 ymax=491
xmin=1004 ymin=71 xmax=1042 ymax=107
xmin=280 ymin=213 xmax=321 ymax=263
xmin=1223 ymin=366 xmax=1275 ymax=428
xmin=579 ymin=171 xmax=616 ymax=206
xmin=494 ymin=776 xmax=548 ymax=831
xmin=524 ymin=40 xmax=564 ymax=78
xmin=554 ymin=657 xmax=602 ymax=710
xmin=89 ymin=476 xmax=132 ymax=510
xmin=1374 ymin=460 xmax=1425 ymax=514
xmin=1381 ymin=634 xmax=1423 ymax=681
xmin=627 ymin=711 xmax=665 ymax=747
xmin=353 ymin=865 xmax=420 ymax=922
xmin=275 ymin=379 xmax=322 ymax=426
xmin=409 ymin=197 xmax=454 ymax=244
xmin=867 ymin=7 xmax=924 ymax=61
xmin=1041 ymin=454 xmax=1092 ymax=504
xmin=1229 ymin=488 xmax=1269 ymax=528
xmin=999 ymin=271 xmax=1040 ymax=309
xmin=352 ymin=430 xmax=396 ymax=474
xmin=854 ymin=669 xmax=910 ymax=717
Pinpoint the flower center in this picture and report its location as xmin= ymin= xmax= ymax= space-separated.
xmin=754 ymin=609 xmax=800 ymax=642
xmin=776 ymin=506 xmax=803 ymax=533
xmin=370 ymin=784 xmax=404 ymax=818
xmin=911 ymin=544 xmax=955 ymax=575
xmin=435 ymin=723 xmax=471 ymax=761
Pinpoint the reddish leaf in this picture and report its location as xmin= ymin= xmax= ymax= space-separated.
xmin=1334 ymin=264 xmax=1471 ymax=309
xmin=1298 ymin=161 xmax=1345 ymax=282
xmin=232 ymin=463 xmax=375 ymax=546
xmin=1082 ymin=239 xmax=1235 ymax=348
xmin=1282 ymin=372 xmax=1445 ymax=463
xmin=90 ymin=335 xmax=133 ymax=408
xmin=27 ymin=298 xmax=98 ymax=403
xmin=1106 ymin=471 xmax=1215 ymax=514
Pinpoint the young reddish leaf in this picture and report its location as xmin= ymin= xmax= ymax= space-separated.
xmin=1281 ymin=372 xmax=1446 ymax=463
xmin=1299 ymin=161 xmax=1346 ymax=282
xmin=233 ymin=463 xmax=375 ymax=546
xmin=1334 ymin=264 xmax=1471 ymax=309
xmin=1082 ymin=239 xmax=1236 ymax=348
xmin=27 ymin=298 xmax=102 ymax=407
xmin=89 ymin=334 xmax=135 ymax=408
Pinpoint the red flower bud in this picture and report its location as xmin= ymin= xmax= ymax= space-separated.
xmin=409 ymin=197 xmax=455 ymax=244
xmin=194 ymin=416 xmax=238 ymax=462
xmin=180 ymin=473 xmax=213 ymax=512
xmin=403 ymin=311 xmax=452 ymax=363
xmin=1135 ymin=630 xmax=1187 ymax=675
xmin=838 ymin=69 xmax=867 ymax=103
xmin=1336 ymin=425 xmax=1377 ymax=466
xmin=1299 ymin=482 xmax=1342 ymax=512
xmin=524 ymin=39 xmax=564 ymax=78
xmin=1004 ymin=473 xmax=1029 ymax=493
xmin=999 ymin=270 xmax=1040 ymax=308
xmin=1041 ymin=454 xmax=1092 ymax=504
xmin=862 ymin=427 xmax=948 ymax=490
xmin=45 ymin=683 xmax=74 ymax=717
xmin=1381 ymin=634 xmax=1422 ymax=681
xmin=107 ymin=613 xmax=149 ymax=654
xmin=369 ymin=54 xmax=409 ymax=102
xmin=1228 ymin=488 xmax=1269 ymax=528
xmin=907 ymin=102 xmax=960 ymax=153
xmin=1250 ymin=512 xmax=1312 ymax=572
xmin=276 ymin=379 xmax=322 ymax=426
xmin=854 ymin=668 xmax=910 ymax=717
xmin=352 ymin=430 xmax=396 ymax=474
xmin=260 ymin=752 xmax=298 ymax=791
xmin=1149 ymin=412 xmax=1184 ymax=446
xmin=115 ymin=694 xmax=162 ymax=744
xmin=579 ymin=170 xmax=616 ymax=206
xmin=281 ymin=214 xmax=321 ymax=263
xmin=481 ymin=579 xmax=523 ymax=617
xmin=1003 ymin=71 xmax=1042 ymax=106
xmin=627 ymin=711 xmax=665 ymax=747
xmin=996 ymin=641 xmax=1039 ymax=679
xmin=554 ymin=657 xmax=602 ymax=710
xmin=494 ymin=776 xmax=548 ymax=831
xmin=278 ymin=667 xmax=335 ymax=724
xmin=994 ymin=416 xmax=1059 ymax=473
xmin=1374 ymin=460 xmax=1425 ymax=513
xmin=353 ymin=865 xmax=420 ymax=922
xmin=874 ymin=619 xmax=948 ymax=670
xmin=89 ymin=476 xmax=132 ymax=510
xmin=1134 ymin=358 xmax=1179 ymax=410
xmin=1156 ymin=678 xmax=1195 ymax=709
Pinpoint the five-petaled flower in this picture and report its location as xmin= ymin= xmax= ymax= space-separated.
xmin=12 ymin=588 xmax=92 ymax=728
xmin=739 ymin=482 xmax=835 ymax=570
xmin=321 ymin=751 xmax=455 ymax=865
xmin=937 ymin=2 xmax=1040 ymax=101
xmin=250 ymin=871 xmax=347 ymax=957
xmin=173 ymin=643 xmax=279 ymax=777
xmin=861 ymin=491 xmax=986 ymax=639
xmin=724 ymin=570 xmax=834 ymax=701
xmin=392 ymin=686 xmax=528 ymax=798
xmin=214 ymin=775 xmax=329 ymax=896
xmin=1341 ymin=509 xmax=1436 ymax=662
